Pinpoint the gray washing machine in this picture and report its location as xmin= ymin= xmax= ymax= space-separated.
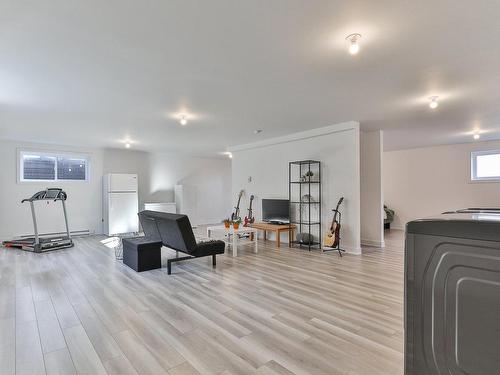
xmin=405 ymin=210 xmax=500 ymax=375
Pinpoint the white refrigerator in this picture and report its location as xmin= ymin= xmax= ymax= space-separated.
xmin=103 ymin=173 xmax=139 ymax=236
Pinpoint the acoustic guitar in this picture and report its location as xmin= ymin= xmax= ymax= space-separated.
xmin=243 ymin=195 xmax=255 ymax=226
xmin=231 ymin=190 xmax=244 ymax=220
xmin=324 ymin=197 xmax=344 ymax=248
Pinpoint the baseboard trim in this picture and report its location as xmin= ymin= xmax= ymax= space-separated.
xmin=361 ymin=238 xmax=386 ymax=248
xmin=342 ymin=245 xmax=362 ymax=255
xmin=388 ymin=225 xmax=404 ymax=231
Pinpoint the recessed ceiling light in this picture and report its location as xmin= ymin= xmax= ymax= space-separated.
xmin=254 ymin=129 xmax=263 ymax=134
xmin=125 ymin=143 xmax=131 ymax=148
xmin=346 ymin=33 xmax=361 ymax=55
xmin=473 ymin=133 xmax=480 ymax=140
xmin=179 ymin=114 xmax=188 ymax=126
xmin=429 ymin=96 xmax=439 ymax=109
xmin=222 ymin=151 xmax=233 ymax=159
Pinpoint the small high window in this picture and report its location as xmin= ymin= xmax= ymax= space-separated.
xmin=471 ymin=150 xmax=500 ymax=181
xmin=19 ymin=151 xmax=89 ymax=182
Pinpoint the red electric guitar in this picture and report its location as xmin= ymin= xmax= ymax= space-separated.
xmin=244 ymin=195 xmax=255 ymax=226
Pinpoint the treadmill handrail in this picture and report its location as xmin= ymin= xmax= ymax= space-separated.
xmin=21 ymin=188 xmax=68 ymax=203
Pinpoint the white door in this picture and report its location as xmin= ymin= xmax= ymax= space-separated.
xmin=108 ymin=192 xmax=139 ymax=234
xmin=109 ymin=174 xmax=138 ymax=192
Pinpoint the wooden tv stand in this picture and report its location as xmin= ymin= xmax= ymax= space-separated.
xmin=249 ymin=222 xmax=296 ymax=248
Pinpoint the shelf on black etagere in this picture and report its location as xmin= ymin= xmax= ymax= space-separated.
xmin=290 ymin=221 xmax=321 ymax=225
xmin=290 ymin=240 xmax=321 ymax=246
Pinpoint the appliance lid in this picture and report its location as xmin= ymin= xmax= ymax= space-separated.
xmin=407 ymin=209 xmax=500 ymax=242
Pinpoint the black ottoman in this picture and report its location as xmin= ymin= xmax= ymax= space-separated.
xmin=122 ymin=237 xmax=162 ymax=272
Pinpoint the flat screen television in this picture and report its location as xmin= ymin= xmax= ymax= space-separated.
xmin=262 ymin=199 xmax=290 ymax=224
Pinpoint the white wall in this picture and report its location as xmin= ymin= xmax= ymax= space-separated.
xmin=146 ymin=153 xmax=232 ymax=225
xmin=360 ymin=130 xmax=384 ymax=247
xmin=102 ymin=149 xmax=232 ymax=224
xmin=230 ymin=122 xmax=361 ymax=253
xmin=0 ymin=140 xmax=232 ymax=240
xmin=0 ymin=140 xmax=104 ymax=239
xmin=384 ymin=140 xmax=500 ymax=229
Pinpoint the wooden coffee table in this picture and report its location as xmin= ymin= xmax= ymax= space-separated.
xmin=250 ymin=222 xmax=296 ymax=247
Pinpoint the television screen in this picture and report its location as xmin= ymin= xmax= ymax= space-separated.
xmin=262 ymin=199 xmax=290 ymax=223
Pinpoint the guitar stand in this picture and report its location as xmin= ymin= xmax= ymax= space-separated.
xmin=323 ymin=209 xmax=345 ymax=257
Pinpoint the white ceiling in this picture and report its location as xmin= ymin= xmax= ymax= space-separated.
xmin=1 ymin=0 xmax=500 ymax=154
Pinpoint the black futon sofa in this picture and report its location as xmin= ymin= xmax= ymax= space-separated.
xmin=138 ymin=210 xmax=225 ymax=274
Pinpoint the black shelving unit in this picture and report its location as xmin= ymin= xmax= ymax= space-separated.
xmin=288 ymin=160 xmax=321 ymax=250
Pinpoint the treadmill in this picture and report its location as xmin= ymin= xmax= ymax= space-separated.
xmin=2 ymin=188 xmax=74 ymax=253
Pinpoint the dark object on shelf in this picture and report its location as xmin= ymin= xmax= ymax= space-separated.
xmin=384 ymin=205 xmax=394 ymax=229
xmin=301 ymin=194 xmax=314 ymax=202
xmin=296 ymin=232 xmax=313 ymax=244
xmin=289 ymin=160 xmax=321 ymax=250
xmin=300 ymin=170 xmax=314 ymax=182
xmin=122 ymin=237 xmax=162 ymax=272
xmin=405 ymin=211 xmax=500 ymax=374
xmin=138 ymin=211 xmax=225 ymax=275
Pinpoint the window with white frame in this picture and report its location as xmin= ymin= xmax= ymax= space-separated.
xmin=471 ymin=150 xmax=500 ymax=181
xmin=19 ymin=151 xmax=89 ymax=182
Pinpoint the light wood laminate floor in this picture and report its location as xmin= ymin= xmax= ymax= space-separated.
xmin=0 ymin=229 xmax=404 ymax=375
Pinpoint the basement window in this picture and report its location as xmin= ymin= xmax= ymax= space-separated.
xmin=471 ymin=150 xmax=500 ymax=181
xmin=19 ymin=151 xmax=89 ymax=182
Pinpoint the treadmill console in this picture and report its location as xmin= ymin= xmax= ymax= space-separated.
xmin=44 ymin=188 xmax=62 ymax=199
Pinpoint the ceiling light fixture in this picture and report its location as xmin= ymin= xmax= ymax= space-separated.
xmin=179 ymin=115 xmax=188 ymax=125
xmin=473 ymin=133 xmax=480 ymax=140
xmin=125 ymin=143 xmax=131 ymax=148
xmin=346 ymin=33 xmax=361 ymax=55
xmin=429 ymin=96 xmax=439 ymax=109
